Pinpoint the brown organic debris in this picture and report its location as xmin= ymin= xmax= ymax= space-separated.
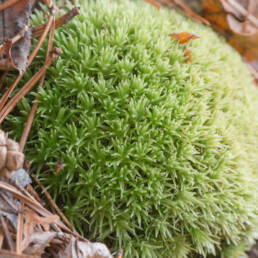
xmin=202 ymin=0 xmax=258 ymax=83
xmin=0 ymin=174 xmax=113 ymax=257
xmin=0 ymin=0 xmax=37 ymax=72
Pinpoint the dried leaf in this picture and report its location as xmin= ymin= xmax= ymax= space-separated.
xmin=23 ymin=232 xmax=56 ymax=255
xmin=57 ymin=237 xmax=113 ymax=258
xmin=0 ymin=0 xmax=36 ymax=72
xmin=202 ymin=0 xmax=258 ymax=78
xmin=169 ymin=32 xmax=200 ymax=44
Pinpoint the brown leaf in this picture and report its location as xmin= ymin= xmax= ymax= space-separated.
xmin=202 ymin=0 xmax=258 ymax=82
xmin=169 ymin=32 xmax=200 ymax=44
xmin=0 ymin=0 xmax=37 ymax=72
xmin=23 ymin=232 xmax=57 ymax=255
xmin=0 ymin=40 xmax=16 ymax=70
xmin=57 ymin=237 xmax=113 ymax=258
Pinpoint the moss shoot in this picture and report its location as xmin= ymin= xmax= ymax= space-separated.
xmin=6 ymin=0 xmax=258 ymax=257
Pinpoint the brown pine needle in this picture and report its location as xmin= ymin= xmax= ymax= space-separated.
xmin=32 ymin=7 xmax=80 ymax=38
xmin=0 ymin=13 xmax=54 ymax=112
xmin=0 ymin=0 xmax=19 ymax=11
xmin=0 ymin=48 xmax=62 ymax=124
xmin=0 ymin=215 xmax=15 ymax=251
xmin=16 ymin=201 xmax=24 ymax=254
xmin=20 ymin=14 xmax=56 ymax=152
xmin=32 ymin=175 xmax=74 ymax=231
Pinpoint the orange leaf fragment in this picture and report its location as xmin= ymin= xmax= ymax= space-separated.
xmin=169 ymin=32 xmax=199 ymax=44
xmin=144 ymin=0 xmax=161 ymax=9
xmin=185 ymin=49 xmax=192 ymax=63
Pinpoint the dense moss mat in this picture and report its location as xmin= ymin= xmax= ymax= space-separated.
xmin=6 ymin=0 xmax=258 ymax=257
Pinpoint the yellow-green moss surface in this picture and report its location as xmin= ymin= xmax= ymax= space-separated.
xmin=6 ymin=0 xmax=258 ymax=257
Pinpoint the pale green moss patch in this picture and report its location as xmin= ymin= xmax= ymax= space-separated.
xmin=6 ymin=0 xmax=258 ymax=257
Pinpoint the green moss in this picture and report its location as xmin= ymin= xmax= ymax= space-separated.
xmin=6 ymin=0 xmax=258 ymax=257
